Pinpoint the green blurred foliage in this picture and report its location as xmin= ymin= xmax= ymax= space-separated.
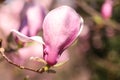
xmin=112 ymin=5 xmax=120 ymax=22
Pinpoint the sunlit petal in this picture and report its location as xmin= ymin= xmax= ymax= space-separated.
xmin=11 ymin=29 xmax=44 ymax=44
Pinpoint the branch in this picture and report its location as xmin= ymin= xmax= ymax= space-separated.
xmin=76 ymin=0 xmax=120 ymax=31
xmin=0 ymin=39 xmax=45 ymax=73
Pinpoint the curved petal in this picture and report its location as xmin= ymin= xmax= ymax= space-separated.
xmin=43 ymin=6 xmax=83 ymax=65
xmin=27 ymin=5 xmax=45 ymax=36
xmin=18 ymin=43 xmax=43 ymax=60
xmin=11 ymin=29 xmax=44 ymax=44
xmin=7 ymin=43 xmax=43 ymax=65
xmin=54 ymin=50 xmax=69 ymax=67
xmin=101 ymin=0 xmax=113 ymax=19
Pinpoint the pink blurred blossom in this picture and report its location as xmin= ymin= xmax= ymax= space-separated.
xmin=0 ymin=0 xmax=46 ymax=47
xmin=0 ymin=0 xmax=24 ymax=37
xmin=18 ymin=0 xmax=46 ymax=36
xmin=11 ymin=6 xmax=83 ymax=67
xmin=0 ymin=0 xmax=53 ymax=37
xmin=101 ymin=0 xmax=113 ymax=19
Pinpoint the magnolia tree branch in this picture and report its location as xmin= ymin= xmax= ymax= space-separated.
xmin=76 ymin=0 xmax=120 ymax=31
xmin=0 ymin=39 xmax=45 ymax=73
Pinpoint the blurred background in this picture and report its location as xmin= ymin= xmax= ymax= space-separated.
xmin=0 ymin=0 xmax=120 ymax=80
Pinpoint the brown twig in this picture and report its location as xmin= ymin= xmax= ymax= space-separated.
xmin=0 ymin=39 xmax=44 ymax=73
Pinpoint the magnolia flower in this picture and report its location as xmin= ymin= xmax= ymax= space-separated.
xmin=14 ymin=0 xmax=46 ymax=47
xmin=18 ymin=0 xmax=45 ymax=36
xmin=0 ymin=0 xmax=45 ymax=47
xmin=11 ymin=6 xmax=83 ymax=69
xmin=101 ymin=0 xmax=113 ymax=19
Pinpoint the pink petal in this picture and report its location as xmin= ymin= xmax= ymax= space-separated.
xmin=11 ymin=29 xmax=44 ymax=44
xmin=43 ymin=6 xmax=83 ymax=65
xmin=19 ymin=25 xmax=29 ymax=35
xmin=8 ymin=43 xmax=43 ymax=65
xmin=54 ymin=50 xmax=69 ymax=67
xmin=26 ymin=4 xmax=45 ymax=36
xmin=18 ymin=43 xmax=43 ymax=60
xmin=101 ymin=0 xmax=113 ymax=19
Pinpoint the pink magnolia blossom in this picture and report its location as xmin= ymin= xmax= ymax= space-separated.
xmin=11 ymin=6 xmax=83 ymax=66
xmin=101 ymin=0 xmax=113 ymax=19
xmin=0 ymin=0 xmax=46 ymax=37
xmin=0 ymin=0 xmax=46 ymax=47
xmin=18 ymin=0 xmax=45 ymax=36
xmin=10 ymin=30 xmax=69 ymax=67
xmin=43 ymin=6 xmax=83 ymax=65
xmin=0 ymin=0 xmax=44 ymax=66
xmin=14 ymin=0 xmax=46 ymax=46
